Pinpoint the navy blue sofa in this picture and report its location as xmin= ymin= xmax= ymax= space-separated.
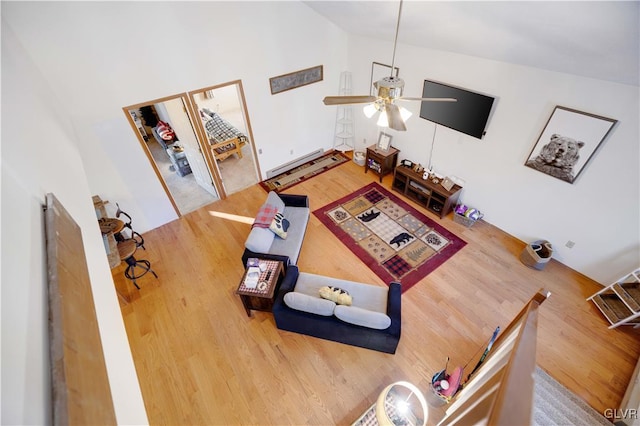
xmin=272 ymin=265 xmax=402 ymax=354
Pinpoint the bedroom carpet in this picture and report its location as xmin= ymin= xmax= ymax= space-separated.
xmin=313 ymin=182 xmax=466 ymax=292
xmin=260 ymin=151 xmax=350 ymax=193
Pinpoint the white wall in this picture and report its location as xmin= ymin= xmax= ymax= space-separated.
xmin=347 ymin=35 xmax=639 ymax=284
xmin=3 ymin=2 xmax=636 ymax=287
xmin=2 ymin=1 xmax=348 ymax=232
xmin=1 ymin=20 xmax=147 ymax=426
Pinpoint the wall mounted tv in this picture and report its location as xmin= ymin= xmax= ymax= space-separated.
xmin=419 ymin=80 xmax=495 ymax=139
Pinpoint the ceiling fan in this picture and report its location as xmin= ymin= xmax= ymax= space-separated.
xmin=322 ymin=0 xmax=456 ymax=131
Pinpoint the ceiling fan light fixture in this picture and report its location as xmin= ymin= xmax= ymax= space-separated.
xmin=399 ymin=105 xmax=412 ymax=121
xmin=321 ymin=0 xmax=453 ymax=132
xmin=363 ymin=103 xmax=378 ymax=118
xmin=377 ymin=110 xmax=389 ymax=127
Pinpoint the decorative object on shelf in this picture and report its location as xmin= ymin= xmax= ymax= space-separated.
xmin=525 ymin=106 xmax=617 ymax=184
xmin=441 ymin=177 xmax=455 ymax=191
xmin=400 ymin=159 xmax=413 ymax=168
xmin=269 ymin=65 xmax=323 ymax=95
xmin=377 ymin=131 xmax=393 ymax=152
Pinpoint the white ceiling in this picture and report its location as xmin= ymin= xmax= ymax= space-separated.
xmin=303 ymin=1 xmax=639 ymax=86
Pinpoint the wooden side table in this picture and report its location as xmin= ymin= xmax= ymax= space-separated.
xmin=236 ymin=260 xmax=284 ymax=317
xmin=365 ymin=144 xmax=399 ymax=182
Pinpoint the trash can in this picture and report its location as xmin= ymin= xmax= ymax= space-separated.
xmin=520 ymin=240 xmax=553 ymax=270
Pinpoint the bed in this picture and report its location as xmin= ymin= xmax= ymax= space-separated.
xmin=200 ymin=109 xmax=248 ymax=162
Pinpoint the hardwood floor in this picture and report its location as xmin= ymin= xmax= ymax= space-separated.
xmin=114 ymin=159 xmax=640 ymax=425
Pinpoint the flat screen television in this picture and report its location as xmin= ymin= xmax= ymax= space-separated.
xmin=419 ymin=80 xmax=495 ymax=139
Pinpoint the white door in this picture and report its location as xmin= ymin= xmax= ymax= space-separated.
xmin=163 ymin=98 xmax=218 ymax=197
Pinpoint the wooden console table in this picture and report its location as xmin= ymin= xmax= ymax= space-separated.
xmin=392 ymin=165 xmax=462 ymax=219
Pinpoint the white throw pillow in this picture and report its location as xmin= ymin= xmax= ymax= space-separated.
xmin=269 ymin=212 xmax=290 ymax=239
xmin=334 ymin=305 xmax=391 ymax=330
xmin=284 ymin=292 xmax=335 ymax=316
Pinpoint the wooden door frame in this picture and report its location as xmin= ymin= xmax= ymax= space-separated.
xmin=187 ymin=79 xmax=261 ymax=192
xmin=122 ymin=93 xmax=224 ymax=216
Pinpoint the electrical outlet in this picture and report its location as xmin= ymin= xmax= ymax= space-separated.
xmin=565 ymin=240 xmax=575 ymax=249
xmin=258 ymin=148 xmax=262 ymax=154
xmin=290 ymin=149 xmax=294 ymax=155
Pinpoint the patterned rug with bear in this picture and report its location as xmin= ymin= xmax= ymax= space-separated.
xmin=313 ymin=182 xmax=466 ymax=292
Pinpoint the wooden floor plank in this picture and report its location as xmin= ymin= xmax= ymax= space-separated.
xmin=115 ymin=159 xmax=640 ymax=424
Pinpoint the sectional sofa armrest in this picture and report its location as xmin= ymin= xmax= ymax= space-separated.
xmin=279 ymin=194 xmax=309 ymax=208
xmin=274 ymin=265 xmax=300 ymax=305
xmin=281 ymin=265 xmax=300 ymax=293
xmin=386 ymin=281 xmax=402 ymax=335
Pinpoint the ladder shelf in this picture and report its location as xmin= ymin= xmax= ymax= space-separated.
xmin=587 ymin=268 xmax=640 ymax=328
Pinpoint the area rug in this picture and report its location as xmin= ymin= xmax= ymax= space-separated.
xmin=533 ymin=366 xmax=610 ymax=426
xmin=260 ymin=151 xmax=350 ymax=193
xmin=313 ymin=182 xmax=466 ymax=292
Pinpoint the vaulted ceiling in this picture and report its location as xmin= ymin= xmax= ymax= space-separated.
xmin=303 ymin=1 xmax=639 ymax=86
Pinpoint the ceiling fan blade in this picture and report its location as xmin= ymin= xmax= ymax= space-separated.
xmin=323 ymin=95 xmax=377 ymax=106
xmin=399 ymin=97 xmax=457 ymax=102
xmin=385 ymin=103 xmax=407 ymax=131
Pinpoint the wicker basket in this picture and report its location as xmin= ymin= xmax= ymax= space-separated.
xmin=453 ymin=210 xmax=483 ymax=228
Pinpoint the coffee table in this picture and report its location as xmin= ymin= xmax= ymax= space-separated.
xmin=236 ymin=260 xmax=284 ymax=317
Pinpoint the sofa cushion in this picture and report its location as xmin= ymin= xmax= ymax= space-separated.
xmin=268 ymin=205 xmax=309 ymax=264
xmin=284 ymin=292 xmax=335 ymax=316
xmin=334 ymin=305 xmax=391 ymax=330
xmin=295 ymin=273 xmax=388 ymax=313
xmin=269 ymin=212 xmax=290 ymax=239
xmin=319 ymin=286 xmax=352 ymax=306
xmin=245 ymin=227 xmax=275 ymax=253
xmin=266 ymin=191 xmax=286 ymax=212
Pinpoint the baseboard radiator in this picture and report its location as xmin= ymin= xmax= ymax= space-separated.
xmin=266 ymin=148 xmax=324 ymax=178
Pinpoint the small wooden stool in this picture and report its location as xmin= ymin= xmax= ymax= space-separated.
xmin=117 ymin=239 xmax=157 ymax=289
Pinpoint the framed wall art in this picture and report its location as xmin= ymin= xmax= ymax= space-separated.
xmin=524 ymin=106 xmax=617 ymax=184
xmin=269 ymin=65 xmax=323 ymax=95
xmin=370 ymin=62 xmax=399 ymax=96
xmin=377 ymin=131 xmax=392 ymax=152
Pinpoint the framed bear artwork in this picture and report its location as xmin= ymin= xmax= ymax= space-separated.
xmin=525 ymin=106 xmax=617 ymax=184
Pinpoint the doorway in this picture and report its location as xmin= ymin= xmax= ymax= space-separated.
xmin=188 ymin=80 xmax=261 ymax=195
xmin=123 ymin=81 xmax=260 ymax=217
xmin=125 ymin=94 xmax=219 ymax=216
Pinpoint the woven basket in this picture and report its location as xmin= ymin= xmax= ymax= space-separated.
xmin=453 ymin=211 xmax=483 ymax=228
